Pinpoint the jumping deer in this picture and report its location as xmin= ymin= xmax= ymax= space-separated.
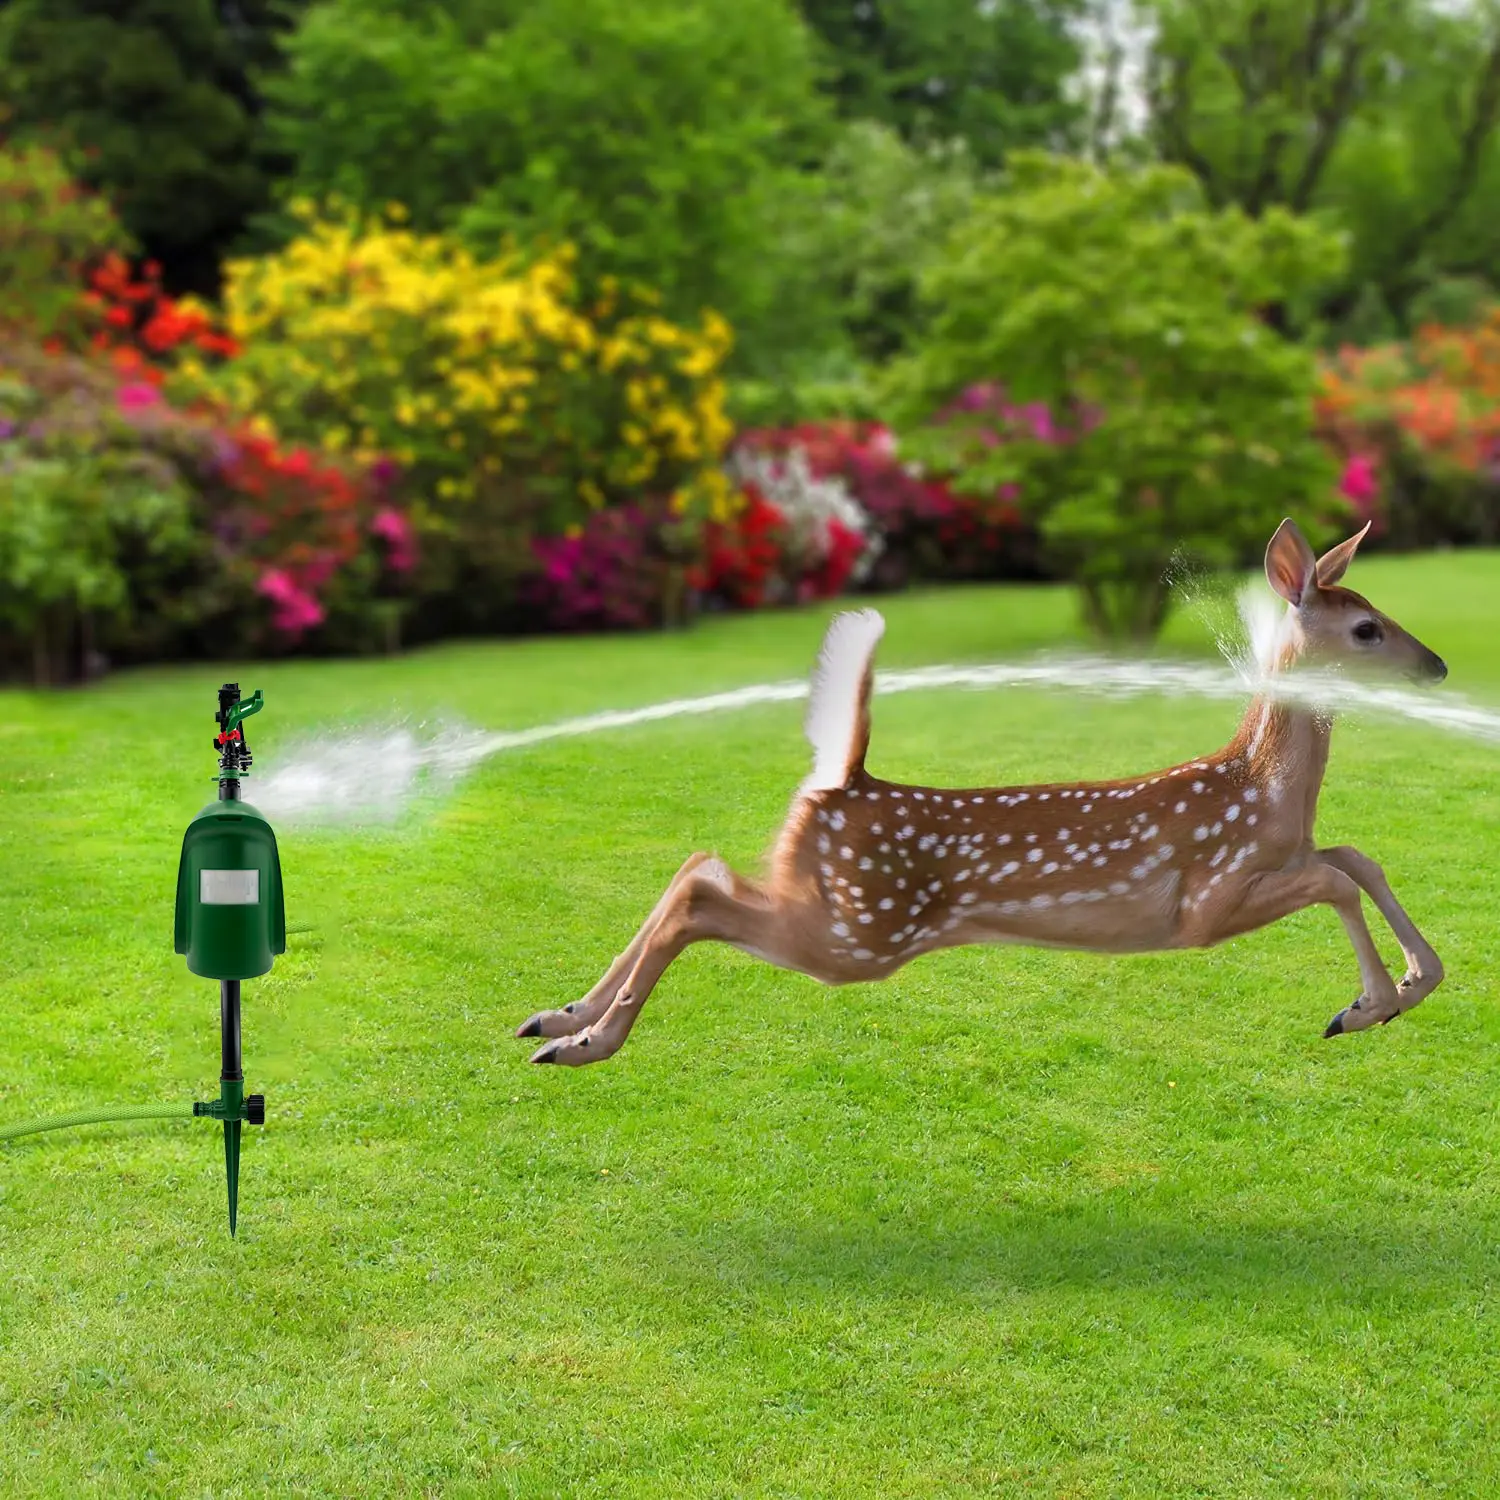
xmin=517 ymin=518 xmax=1448 ymax=1063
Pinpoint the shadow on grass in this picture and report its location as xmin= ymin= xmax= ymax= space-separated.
xmin=631 ymin=1197 xmax=1490 ymax=1310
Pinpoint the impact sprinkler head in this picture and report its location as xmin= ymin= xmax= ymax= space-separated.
xmin=175 ymin=682 xmax=285 ymax=1235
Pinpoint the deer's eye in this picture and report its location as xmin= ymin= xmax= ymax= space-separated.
xmin=1353 ymin=619 xmax=1382 ymax=644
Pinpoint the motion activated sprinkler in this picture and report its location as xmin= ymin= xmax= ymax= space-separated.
xmin=1 ymin=683 xmax=284 ymax=1237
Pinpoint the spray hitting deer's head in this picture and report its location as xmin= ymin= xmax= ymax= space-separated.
xmin=1265 ymin=518 xmax=1447 ymax=684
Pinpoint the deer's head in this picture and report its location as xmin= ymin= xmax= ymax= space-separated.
xmin=1265 ymin=518 xmax=1447 ymax=684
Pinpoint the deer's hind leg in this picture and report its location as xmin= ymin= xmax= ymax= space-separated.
xmin=528 ymin=857 xmax=793 ymax=1066
xmin=516 ymin=852 xmax=715 ymax=1041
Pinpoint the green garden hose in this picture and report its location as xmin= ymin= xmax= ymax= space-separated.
xmin=0 ymin=1102 xmax=194 ymax=1144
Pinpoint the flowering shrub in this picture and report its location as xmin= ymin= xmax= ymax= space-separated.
xmin=730 ymin=414 xmax=1031 ymax=589
xmin=1318 ymin=314 xmax=1500 ymax=547
xmin=528 ymin=504 xmax=692 ymax=633
xmin=188 ymin=206 xmax=738 ymax=542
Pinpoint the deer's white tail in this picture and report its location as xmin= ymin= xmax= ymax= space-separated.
xmin=801 ymin=609 xmax=885 ymax=792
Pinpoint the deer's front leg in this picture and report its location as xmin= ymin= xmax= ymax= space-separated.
xmin=530 ymin=857 xmax=786 ymax=1066
xmin=1318 ymin=845 xmax=1445 ymax=1018
xmin=1177 ymin=862 xmax=1402 ymax=1037
xmin=516 ymin=852 xmax=715 ymax=1040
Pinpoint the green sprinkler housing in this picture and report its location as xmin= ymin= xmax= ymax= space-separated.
xmin=174 ymin=800 xmax=286 ymax=978
xmin=174 ymin=682 xmax=278 ymax=1235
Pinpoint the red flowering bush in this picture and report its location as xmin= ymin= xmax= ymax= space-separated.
xmin=81 ymin=251 xmax=241 ymax=373
xmin=697 ymin=489 xmax=787 ymax=609
xmin=1317 ymin=314 xmax=1500 ymax=548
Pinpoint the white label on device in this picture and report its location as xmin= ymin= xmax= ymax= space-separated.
xmin=201 ymin=869 xmax=260 ymax=905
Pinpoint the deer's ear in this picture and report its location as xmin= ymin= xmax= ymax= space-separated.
xmin=1315 ymin=519 xmax=1372 ymax=588
xmin=1265 ymin=518 xmax=1318 ymax=607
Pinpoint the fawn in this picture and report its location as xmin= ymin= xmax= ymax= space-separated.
xmin=518 ymin=518 xmax=1448 ymax=1064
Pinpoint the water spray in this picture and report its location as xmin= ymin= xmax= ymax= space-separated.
xmin=0 ymin=682 xmax=284 ymax=1237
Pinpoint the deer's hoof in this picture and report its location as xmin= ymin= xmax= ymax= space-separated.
xmin=530 ymin=1039 xmax=563 ymax=1063
xmin=516 ymin=1015 xmax=543 ymax=1038
xmin=1323 ymin=1010 xmax=1346 ymax=1038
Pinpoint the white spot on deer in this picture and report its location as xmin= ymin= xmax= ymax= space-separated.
xmin=1175 ymin=801 xmax=1187 ymax=814
xmin=817 ymin=835 xmax=831 ymax=855
xmin=1211 ymin=822 xmax=1223 ymax=836
xmin=1081 ymin=802 xmax=1094 ymax=813
xmin=1210 ymin=846 xmax=1228 ymax=868
xmin=1000 ymin=900 xmax=1022 ymax=916
xmin=1143 ymin=824 xmax=1158 ymax=841
xmin=954 ymin=869 xmax=970 ymax=883
xmin=1025 ymin=832 xmax=1037 ymax=844
xmin=1225 ymin=805 xmax=1240 ymax=822
xmin=840 ymin=845 xmax=854 ymax=860
xmin=1194 ymin=826 xmax=1209 ymax=841
xmin=879 ymin=897 xmax=894 ymax=910
xmin=899 ymin=825 xmax=915 ymax=840
xmin=1109 ymin=880 xmax=1131 ymax=895
xmin=867 ymin=791 xmax=881 ymax=801
xmin=820 ymin=862 xmax=834 ymax=878
xmin=852 ymin=948 xmax=874 ymax=960
xmin=959 ymin=891 xmax=978 ymax=905
xmin=1193 ymin=781 xmax=1205 ymax=794
xmin=832 ymin=921 xmax=850 ymax=938
xmin=829 ymin=809 xmax=846 ymax=831
xmin=1245 ymin=787 xmax=1259 ymax=803
xmin=928 ymin=880 xmax=943 ymax=892
xmin=973 ymin=796 xmax=985 ymax=805
xmin=1027 ymin=848 xmax=1043 ymax=863
xmin=1093 ymin=855 xmax=1107 ymax=867
xmin=858 ymin=856 xmax=873 ymax=871
xmin=1042 ymin=861 xmax=1059 ymax=874
xmin=1038 ymin=793 xmax=1051 ymax=801
xmin=1158 ymin=843 xmax=1176 ymax=860
xmin=816 ymin=809 xmax=829 ymax=825
xmin=997 ymin=833 xmax=1011 ymax=846
xmin=858 ymin=912 xmax=874 ymax=924
xmin=1058 ymin=828 xmax=1071 ymax=840
xmin=914 ymin=792 xmax=926 ymax=801
xmin=1030 ymin=894 xmax=1055 ymax=910
xmin=1246 ymin=814 xmax=1258 ymax=827
xmin=871 ymin=822 xmax=883 ymax=836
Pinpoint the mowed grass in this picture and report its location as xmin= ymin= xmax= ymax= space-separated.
xmin=1 ymin=555 xmax=1498 ymax=1498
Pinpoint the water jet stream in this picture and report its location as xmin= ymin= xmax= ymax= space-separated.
xmin=256 ymin=585 xmax=1497 ymax=828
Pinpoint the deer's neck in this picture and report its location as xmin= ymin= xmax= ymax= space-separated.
xmin=1229 ymin=662 xmax=1333 ymax=836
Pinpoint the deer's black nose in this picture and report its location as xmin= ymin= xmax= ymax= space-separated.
xmin=1427 ymin=653 xmax=1449 ymax=683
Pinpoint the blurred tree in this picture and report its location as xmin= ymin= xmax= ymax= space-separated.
xmin=263 ymin=0 xmax=840 ymax=379
xmin=805 ymin=119 xmax=990 ymax=363
xmin=796 ymin=0 xmax=1088 ymax=162
xmin=1141 ymin=0 xmax=1500 ymax=335
xmin=893 ymin=153 xmax=1347 ymax=639
xmin=0 ymin=0 xmax=304 ymax=295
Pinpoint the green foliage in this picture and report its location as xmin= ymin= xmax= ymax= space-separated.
xmin=0 ymin=346 xmax=206 ymax=683
xmin=895 ymin=154 xmax=1349 ymax=638
xmin=0 ymin=143 xmax=127 ymax=341
xmin=263 ymin=0 xmax=839 ymax=377
xmin=1142 ymin=0 xmax=1500 ymax=334
xmin=797 ymin=0 xmax=1086 ymax=164
xmin=0 ymin=0 xmax=304 ymax=292
xmin=803 ymin=121 xmax=989 ymax=363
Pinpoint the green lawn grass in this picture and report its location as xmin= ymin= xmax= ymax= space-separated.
xmin=2 ymin=556 xmax=1498 ymax=1498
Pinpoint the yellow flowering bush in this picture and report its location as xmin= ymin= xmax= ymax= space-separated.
xmin=178 ymin=204 xmax=738 ymax=537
